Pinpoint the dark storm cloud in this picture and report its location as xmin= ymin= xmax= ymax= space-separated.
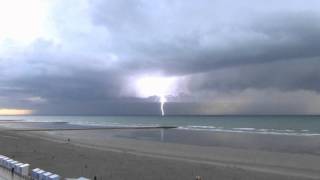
xmin=88 ymin=0 xmax=320 ymax=99
xmin=188 ymin=59 xmax=320 ymax=93
xmin=0 ymin=40 xmax=129 ymax=114
xmin=89 ymin=1 xmax=320 ymax=76
xmin=1 ymin=0 xmax=320 ymax=114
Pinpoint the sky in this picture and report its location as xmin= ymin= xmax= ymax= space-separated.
xmin=0 ymin=0 xmax=320 ymax=115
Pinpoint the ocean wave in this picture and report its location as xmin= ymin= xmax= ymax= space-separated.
xmin=16 ymin=117 xmax=320 ymax=136
xmin=178 ymin=126 xmax=320 ymax=136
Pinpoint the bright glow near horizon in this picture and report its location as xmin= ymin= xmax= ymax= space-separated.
xmin=0 ymin=0 xmax=48 ymax=43
xmin=135 ymin=76 xmax=177 ymax=98
xmin=135 ymin=76 xmax=177 ymax=116
xmin=0 ymin=108 xmax=33 ymax=115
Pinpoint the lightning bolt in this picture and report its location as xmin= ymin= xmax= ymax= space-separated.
xmin=160 ymin=95 xmax=166 ymax=116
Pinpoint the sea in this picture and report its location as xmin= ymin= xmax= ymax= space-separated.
xmin=1 ymin=115 xmax=320 ymax=136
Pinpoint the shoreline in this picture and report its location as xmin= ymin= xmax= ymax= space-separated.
xmin=0 ymin=122 xmax=320 ymax=179
xmin=2 ymin=115 xmax=320 ymax=137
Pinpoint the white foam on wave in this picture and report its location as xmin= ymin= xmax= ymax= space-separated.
xmin=233 ymin=128 xmax=256 ymax=131
xmin=186 ymin=125 xmax=216 ymax=129
xmin=178 ymin=126 xmax=320 ymax=136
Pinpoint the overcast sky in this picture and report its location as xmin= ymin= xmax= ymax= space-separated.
xmin=0 ymin=0 xmax=320 ymax=115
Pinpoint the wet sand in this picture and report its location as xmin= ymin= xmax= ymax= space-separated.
xmin=0 ymin=122 xmax=320 ymax=180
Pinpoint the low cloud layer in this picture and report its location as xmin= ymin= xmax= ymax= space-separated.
xmin=0 ymin=0 xmax=320 ymax=115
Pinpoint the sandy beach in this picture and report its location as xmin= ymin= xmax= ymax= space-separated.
xmin=0 ymin=122 xmax=320 ymax=180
